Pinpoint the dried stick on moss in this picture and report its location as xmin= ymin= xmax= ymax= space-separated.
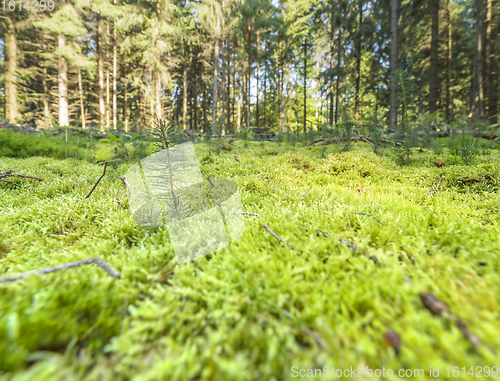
xmin=337 ymin=237 xmax=378 ymax=264
xmin=234 ymin=211 xmax=260 ymax=216
xmin=0 ymin=171 xmax=43 ymax=182
xmin=429 ymin=176 xmax=444 ymax=196
xmin=300 ymin=325 xmax=326 ymax=348
xmin=0 ymin=258 xmax=121 ymax=283
xmin=120 ymin=176 xmax=132 ymax=188
xmin=85 ymin=161 xmax=108 ymax=199
xmin=263 ymin=223 xmax=294 ymax=249
xmin=246 ymin=164 xmax=256 ymax=171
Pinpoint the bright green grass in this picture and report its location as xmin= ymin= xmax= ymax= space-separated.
xmin=0 ymin=141 xmax=499 ymax=380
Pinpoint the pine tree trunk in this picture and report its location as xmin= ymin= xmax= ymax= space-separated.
xmin=5 ymin=16 xmax=18 ymax=124
xmin=106 ymin=23 xmax=110 ymax=130
xmin=156 ymin=68 xmax=162 ymax=120
xmin=213 ymin=16 xmax=220 ymax=129
xmin=43 ymin=65 xmax=50 ymax=119
xmin=476 ymin=0 xmax=484 ymax=118
xmin=247 ymin=73 xmax=251 ymax=127
xmin=429 ymin=0 xmax=440 ymax=114
xmin=78 ymin=67 xmax=86 ymax=129
xmin=183 ymin=43 xmax=188 ymax=130
xmin=488 ymin=0 xmax=498 ymax=123
xmin=203 ymin=67 xmax=207 ymax=133
xmin=58 ymin=33 xmax=69 ymax=127
xmin=227 ymin=50 xmax=231 ymax=133
xmin=256 ymin=32 xmax=260 ymax=129
xmin=97 ymin=17 xmax=105 ymax=131
xmin=446 ymin=0 xmax=452 ymax=123
xmin=221 ymin=42 xmax=226 ymax=135
xmin=329 ymin=0 xmax=334 ymax=126
xmin=335 ymin=26 xmax=342 ymax=124
xmin=113 ymin=3 xmax=117 ymax=130
xmin=280 ymin=40 xmax=285 ymax=132
xmin=389 ymin=0 xmax=399 ymax=131
xmin=123 ymin=76 xmax=129 ymax=132
xmin=264 ymin=45 xmax=268 ymax=128
xmin=354 ymin=0 xmax=363 ymax=120
xmin=303 ymin=38 xmax=307 ymax=134
xmin=243 ymin=62 xmax=248 ymax=127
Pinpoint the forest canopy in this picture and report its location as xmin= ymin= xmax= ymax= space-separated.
xmin=0 ymin=0 xmax=499 ymax=134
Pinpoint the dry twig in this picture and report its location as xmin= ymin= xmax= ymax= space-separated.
xmin=120 ymin=176 xmax=132 ymax=188
xmin=206 ymin=173 xmax=215 ymax=187
xmin=0 ymin=170 xmax=43 ymax=183
xmin=429 ymin=176 xmax=444 ymax=196
xmin=246 ymin=164 xmax=256 ymax=171
xmin=300 ymin=325 xmax=326 ymax=348
xmin=0 ymin=258 xmax=121 ymax=283
xmin=383 ymin=330 xmax=401 ymax=354
xmin=263 ymin=223 xmax=294 ymax=249
xmin=234 ymin=211 xmax=260 ymax=216
xmin=85 ymin=161 xmax=108 ymax=199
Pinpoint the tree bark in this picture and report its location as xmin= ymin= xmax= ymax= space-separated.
xmin=5 ymin=16 xmax=18 ymax=124
xmin=335 ymin=25 xmax=342 ymax=124
xmin=243 ymin=62 xmax=248 ymax=127
xmin=329 ymin=0 xmax=335 ymax=126
xmin=213 ymin=16 xmax=220 ymax=130
xmin=113 ymin=3 xmax=117 ymax=130
xmin=429 ymin=0 xmax=440 ymax=114
xmin=264 ymin=40 xmax=268 ymax=128
xmin=58 ymin=33 xmax=69 ymax=127
xmin=445 ymin=0 xmax=452 ymax=123
xmin=303 ymin=38 xmax=307 ymax=134
xmin=475 ymin=0 xmax=485 ymax=118
xmin=78 ymin=67 xmax=86 ymax=129
xmin=203 ymin=66 xmax=207 ymax=133
xmin=256 ymin=31 xmax=260 ymax=129
xmin=487 ymin=0 xmax=497 ymax=124
xmin=97 ymin=17 xmax=105 ymax=131
xmin=183 ymin=43 xmax=188 ymax=130
xmin=280 ymin=40 xmax=285 ymax=132
xmin=156 ymin=68 xmax=162 ymax=120
xmin=354 ymin=0 xmax=363 ymax=120
xmin=389 ymin=0 xmax=399 ymax=131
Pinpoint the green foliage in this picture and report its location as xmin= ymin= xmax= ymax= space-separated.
xmin=0 ymin=130 xmax=70 ymax=159
xmin=98 ymin=132 xmax=148 ymax=166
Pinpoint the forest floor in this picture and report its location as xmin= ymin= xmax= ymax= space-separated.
xmin=0 ymin=140 xmax=499 ymax=380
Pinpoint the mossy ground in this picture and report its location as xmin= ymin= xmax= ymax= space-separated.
xmin=0 ymin=139 xmax=499 ymax=380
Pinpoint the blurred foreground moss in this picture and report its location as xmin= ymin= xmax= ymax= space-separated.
xmin=0 ymin=142 xmax=499 ymax=380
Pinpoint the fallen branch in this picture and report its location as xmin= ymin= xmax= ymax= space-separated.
xmin=0 ymin=257 xmax=121 ymax=283
xmin=429 ymin=176 xmax=444 ymax=196
xmin=300 ymin=325 xmax=326 ymax=348
xmin=337 ymin=237 xmax=378 ymax=264
xmin=206 ymin=173 xmax=215 ymax=188
xmin=0 ymin=170 xmax=43 ymax=183
xmin=246 ymin=164 xmax=256 ymax=170
xmin=263 ymin=223 xmax=294 ymax=249
xmin=234 ymin=211 xmax=260 ymax=216
xmin=85 ymin=161 xmax=108 ymax=199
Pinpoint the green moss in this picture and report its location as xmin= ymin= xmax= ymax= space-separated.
xmin=0 ymin=143 xmax=499 ymax=380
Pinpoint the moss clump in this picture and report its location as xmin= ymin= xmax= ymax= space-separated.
xmin=0 ymin=143 xmax=499 ymax=380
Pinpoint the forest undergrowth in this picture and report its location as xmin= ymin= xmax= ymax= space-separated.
xmin=0 ymin=139 xmax=499 ymax=380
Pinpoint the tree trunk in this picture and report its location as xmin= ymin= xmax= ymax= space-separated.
xmin=445 ymin=0 xmax=452 ymax=123
xmin=203 ymin=67 xmax=207 ymax=133
xmin=429 ymin=0 xmax=440 ymax=114
xmin=97 ymin=17 xmax=105 ymax=131
xmin=280 ymin=40 xmax=285 ymax=132
xmin=183 ymin=43 xmax=188 ymax=130
xmin=213 ymin=16 xmax=220 ymax=129
xmin=256 ymin=31 xmax=260 ymax=128
xmin=123 ymin=77 xmax=129 ymax=132
xmin=354 ymin=0 xmax=363 ymax=120
xmin=78 ymin=67 xmax=86 ymax=129
xmin=329 ymin=0 xmax=335 ymax=126
xmin=488 ymin=0 xmax=498 ymax=124
xmin=264 ymin=40 xmax=268 ymax=128
xmin=303 ymin=38 xmax=307 ymax=134
xmin=106 ymin=23 xmax=111 ymax=130
xmin=5 ymin=16 xmax=18 ymax=124
xmin=156 ymin=68 xmax=162 ymax=120
xmin=58 ymin=33 xmax=69 ymax=127
xmin=243 ymin=63 xmax=248 ymax=127
xmin=113 ymin=3 xmax=117 ymax=130
xmin=247 ymin=72 xmax=251 ymax=127
xmin=335 ymin=26 xmax=342 ymax=124
xmin=389 ymin=0 xmax=399 ymax=131
xmin=475 ymin=0 xmax=485 ymax=118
